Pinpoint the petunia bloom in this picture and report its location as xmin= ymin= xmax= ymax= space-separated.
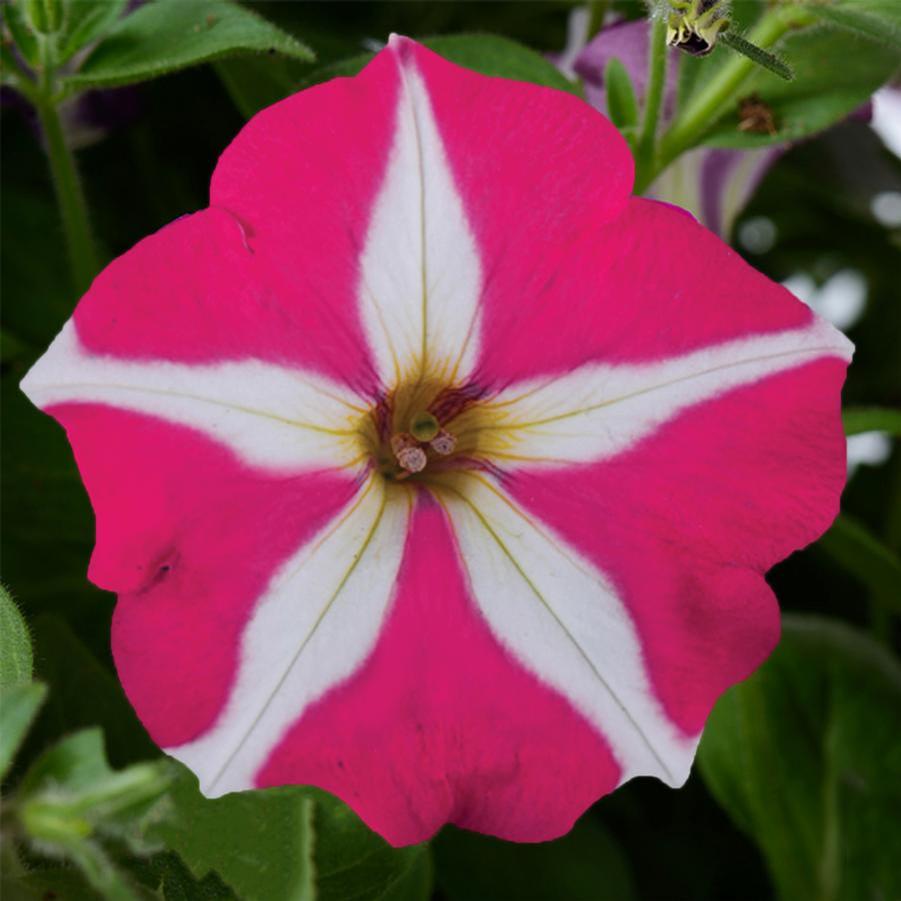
xmin=22 ymin=36 xmax=852 ymax=846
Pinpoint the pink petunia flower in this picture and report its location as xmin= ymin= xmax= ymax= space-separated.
xmin=22 ymin=36 xmax=852 ymax=846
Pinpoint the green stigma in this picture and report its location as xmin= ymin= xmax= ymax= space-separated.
xmin=409 ymin=410 xmax=440 ymax=442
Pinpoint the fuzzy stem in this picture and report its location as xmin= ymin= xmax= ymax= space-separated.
xmin=34 ymin=37 xmax=98 ymax=294
xmin=587 ymin=0 xmax=610 ymax=39
xmin=721 ymin=30 xmax=794 ymax=81
xmin=35 ymin=98 xmax=99 ymax=293
xmin=634 ymin=15 xmax=668 ymax=193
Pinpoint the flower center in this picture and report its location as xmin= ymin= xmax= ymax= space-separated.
xmin=359 ymin=379 xmax=487 ymax=485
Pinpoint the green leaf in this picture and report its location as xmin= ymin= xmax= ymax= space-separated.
xmin=152 ymin=766 xmax=430 ymax=901
xmin=297 ymin=51 xmax=374 ymax=89
xmin=698 ymin=615 xmax=901 ymax=901
xmin=1 ymin=1 xmax=39 ymax=67
xmin=214 ymin=54 xmax=309 ymax=118
xmin=19 ymin=729 xmax=171 ymax=826
xmin=815 ymin=514 xmax=901 ymax=612
xmin=433 ymin=814 xmax=636 ymax=901
xmin=61 ymin=0 xmax=314 ymax=94
xmin=22 ymin=0 xmax=64 ymax=36
xmin=0 ymin=681 xmax=47 ymax=781
xmin=16 ymin=729 xmax=171 ymax=899
xmin=806 ymin=0 xmax=901 ymax=51
xmin=150 ymin=852 xmax=237 ymax=900
xmin=698 ymin=27 xmax=898 ymax=149
xmin=380 ymin=848 xmax=433 ymax=901
xmin=423 ymin=33 xmax=581 ymax=95
xmin=313 ymin=793 xmax=431 ymax=901
xmin=59 ymin=842 xmax=146 ymax=901
xmin=21 ymin=728 xmax=123 ymax=794
xmin=57 ymin=0 xmax=128 ymax=64
xmin=843 ymin=405 xmax=901 ymax=436
xmin=0 ymin=584 xmax=33 ymax=688
xmin=147 ymin=769 xmax=313 ymax=901
xmin=1 ymin=42 xmax=24 ymax=90
xmin=604 ymin=57 xmax=640 ymax=131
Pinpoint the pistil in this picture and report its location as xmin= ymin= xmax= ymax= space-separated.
xmin=409 ymin=410 xmax=440 ymax=442
xmin=389 ymin=409 xmax=460 ymax=475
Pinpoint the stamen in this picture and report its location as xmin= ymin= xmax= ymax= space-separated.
xmin=409 ymin=410 xmax=440 ymax=442
xmin=430 ymin=428 xmax=457 ymax=456
xmin=391 ymin=433 xmax=427 ymax=473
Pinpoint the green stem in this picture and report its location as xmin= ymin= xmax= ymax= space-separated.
xmin=587 ymin=0 xmax=610 ymax=39
xmin=36 ymin=98 xmax=98 ymax=293
xmin=35 ymin=37 xmax=98 ymax=294
xmin=651 ymin=6 xmax=809 ymax=185
xmin=634 ymin=15 xmax=667 ymax=193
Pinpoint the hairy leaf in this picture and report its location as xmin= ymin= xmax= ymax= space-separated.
xmin=58 ymin=0 xmax=129 ymax=64
xmin=0 ymin=682 xmax=47 ymax=781
xmin=152 ymin=767 xmax=431 ymax=901
xmin=808 ymin=0 xmax=901 ymax=50
xmin=1 ymin=1 xmax=39 ymax=67
xmin=0 ymin=585 xmax=33 ymax=688
xmin=62 ymin=0 xmax=314 ymax=93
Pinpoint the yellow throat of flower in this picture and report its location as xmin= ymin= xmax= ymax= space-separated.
xmin=358 ymin=376 xmax=497 ymax=486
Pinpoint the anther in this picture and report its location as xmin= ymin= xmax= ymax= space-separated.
xmin=430 ymin=428 xmax=457 ymax=456
xmin=391 ymin=433 xmax=427 ymax=473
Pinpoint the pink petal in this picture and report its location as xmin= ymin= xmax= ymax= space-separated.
xmin=47 ymin=405 xmax=357 ymax=747
xmin=73 ymin=207 xmax=370 ymax=383
xmin=476 ymin=315 xmax=849 ymax=469
xmin=475 ymin=198 xmax=817 ymax=384
xmin=506 ymin=357 xmax=848 ymax=735
xmin=256 ymin=498 xmax=620 ymax=846
xmin=75 ymin=48 xmax=407 ymax=390
xmin=355 ymin=38 xmax=484 ymax=386
xmin=169 ymin=476 xmax=412 ymax=797
xmin=397 ymin=40 xmax=634 ymax=384
xmin=208 ymin=48 xmax=407 ymax=390
xmin=24 ymin=319 xmax=368 ymax=474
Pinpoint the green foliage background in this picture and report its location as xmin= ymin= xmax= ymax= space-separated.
xmin=1 ymin=1 xmax=900 ymax=899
